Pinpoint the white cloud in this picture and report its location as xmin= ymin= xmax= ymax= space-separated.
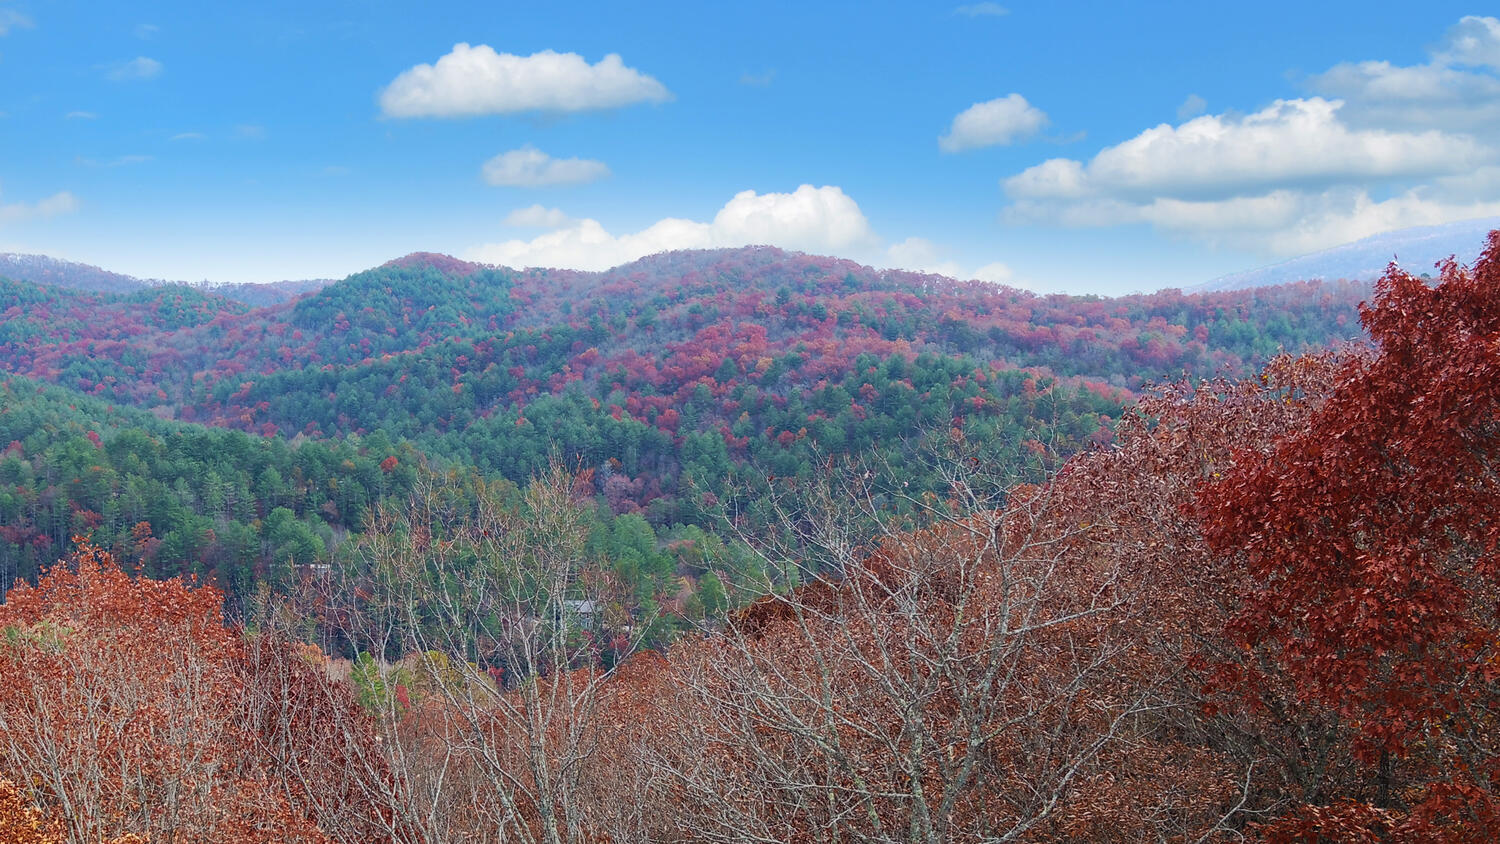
xmin=170 ymin=131 xmax=205 ymax=141
xmin=1006 ymin=98 xmax=1487 ymax=202
xmin=0 ymin=190 xmax=79 ymax=226
xmin=1260 ymin=189 xmax=1500 ymax=255
xmin=990 ymin=15 xmax=1500 ymax=261
xmin=0 ymin=7 xmax=32 ymax=36
xmin=1437 ymin=15 xmax=1500 ymax=69
xmin=65 ymin=111 xmax=97 ymax=120
xmin=1311 ymin=63 xmax=1500 ymax=133
xmin=106 ymin=56 xmax=162 ymax=81
xmin=1010 ymin=187 xmax=1500 ymax=257
xmin=1306 ymin=17 xmax=1500 ymax=132
xmin=953 ymin=3 xmax=1008 ymax=17
xmin=940 ymin=94 xmax=1048 ymax=152
xmin=235 ymin=124 xmax=266 ymax=139
xmin=133 ymin=23 xmax=159 ymax=39
xmin=1000 ymin=21 xmax=1500 ymax=261
xmin=1006 ymin=158 xmax=1089 ymax=200
xmin=1433 ymin=164 xmax=1500 ymax=201
xmin=1177 ymin=93 xmax=1206 ymax=120
xmin=740 ymin=69 xmax=775 ymax=87
xmin=503 ymin=204 xmax=572 ymax=228
xmin=712 ymin=185 xmax=873 ymax=249
xmin=380 ymin=44 xmax=671 ymax=118
xmin=481 ymin=146 xmax=610 ymax=187
xmin=469 ymin=185 xmax=874 ymax=270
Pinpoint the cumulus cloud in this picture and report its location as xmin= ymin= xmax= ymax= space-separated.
xmin=1001 ymin=18 xmax=1500 ymax=262
xmin=1006 ymin=98 xmax=1485 ymax=202
xmin=1136 ymin=188 xmax=1500 ymax=256
xmin=0 ymin=190 xmax=79 ymax=226
xmin=953 ymin=3 xmax=1008 ymax=17
xmin=106 ymin=56 xmax=162 ymax=81
xmin=1437 ymin=15 xmax=1500 ymax=69
xmin=503 ymin=204 xmax=572 ymax=228
xmin=380 ymin=44 xmax=671 ymax=118
xmin=1308 ymin=16 xmax=1500 ymax=132
xmin=991 ymin=15 xmax=1500 ymax=259
xmin=1260 ymin=190 xmax=1500 ymax=255
xmin=469 ymin=185 xmax=874 ymax=270
xmin=940 ymin=94 xmax=1048 ymax=152
xmin=1009 ymin=186 xmax=1500 ymax=257
xmin=1310 ymin=62 xmax=1500 ymax=132
xmin=481 ymin=146 xmax=610 ymax=187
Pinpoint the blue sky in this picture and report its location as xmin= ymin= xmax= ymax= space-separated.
xmin=0 ymin=1 xmax=1496 ymax=294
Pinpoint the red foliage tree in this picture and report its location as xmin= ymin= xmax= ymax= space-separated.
xmin=1200 ymin=235 xmax=1500 ymax=838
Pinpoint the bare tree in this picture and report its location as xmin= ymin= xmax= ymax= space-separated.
xmin=631 ymin=437 xmax=1243 ymax=843
xmin=317 ymin=460 xmax=645 ymax=844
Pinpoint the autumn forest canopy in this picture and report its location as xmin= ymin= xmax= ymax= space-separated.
xmin=1 ymin=237 xmax=1497 ymax=842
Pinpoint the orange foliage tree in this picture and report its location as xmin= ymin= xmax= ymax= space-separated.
xmin=0 ymin=541 xmax=384 ymax=844
xmin=0 ymin=778 xmax=62 ymax=844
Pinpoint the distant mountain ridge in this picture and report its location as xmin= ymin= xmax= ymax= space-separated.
xmin=0 ymin=252 xmax=331 ymax=305
xmin=0 ymin=252 xmax=151 ymax=294
xmin=1196 ymin=217 xmax=1500 ymax=292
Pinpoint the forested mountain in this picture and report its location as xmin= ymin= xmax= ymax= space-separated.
xmin=0 ymin=245 xmax=1371 ymax=608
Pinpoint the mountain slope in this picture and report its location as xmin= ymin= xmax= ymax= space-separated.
xmin=1196 ymin=217 xmax=1500 ymax=292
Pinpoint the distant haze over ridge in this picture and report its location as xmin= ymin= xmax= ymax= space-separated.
xmin=8 ymin=217 xmax=1500 ymax=309
xmin=0 ymin=253 xmax=332 ymax=306
xmin=1195 ymin=217 xmax=1500 ymax=293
